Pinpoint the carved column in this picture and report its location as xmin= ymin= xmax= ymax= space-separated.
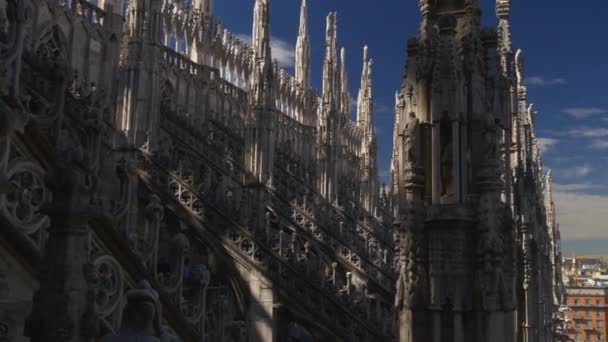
xmin=246 ymin=269 xmax=279 ymax=342
xmin=475 ymin=116 xmax=514 ymax=342
xmin=431 ymin=121 xmax=440 ymax=205
xmin=396 ymin=162 xmax=428 ymax=342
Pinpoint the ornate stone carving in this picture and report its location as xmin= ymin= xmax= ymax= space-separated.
xmin=93 ymin=255 xmax=125 ymax=319
xmin=402 ymin=112 xmax=420 ymax=166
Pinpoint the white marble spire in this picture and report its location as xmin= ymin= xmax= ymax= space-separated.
xmin=357 ymin=46 xmax=373 ymax=135
xmin=252 ymin=0 xmax=271 ymax=59
xmin=295 ymin=0 xmax=310 ymax=88
xmin=339 ymin=47 xmax=350 ymax=115
xmin=496 ymin=0 xmax=512 ymax=51
xmin=250 ymin=0 xmax=274 ymax=109
xmin=322 ymin=12 xmax=339 ymax=109
xmin=193 ymin=0 xmax=213 ymax=14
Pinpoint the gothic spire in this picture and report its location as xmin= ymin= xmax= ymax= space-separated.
xmin=357 ymin=45 xmax=375 ymax=141
xmin=322 ymin=12 xmax=339 ymax=111
xmin=252 ymin=0 xmax=271 ymax=60
xmin=295 ymin=0 xmax=311 ymax=88
xmin=546 ymin=170 xmax=553 ymax=199
xmin=496 ymin=0 xmax=512 ymax=52
xmin=251 ymin=0 xmax=274 ymax=109
xmin=515 ymin=49 xmax=527 ymax=101
xmin=339 ymin=47 xmax=350 ymax=115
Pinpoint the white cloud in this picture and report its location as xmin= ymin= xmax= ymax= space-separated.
xmin=553 ymin=183 xmax=599 ymax=192
xmin=573 ymin=165 xmax=592 ymax=177
xmin=526 ymin=76 xmax=566 ymax=86
xmin=590 ymin=140 xmax=608 ymax=150
xmin=555 ymin=165 xmax=592 ymax=179
xmin=563 ymin=107 xmax=608 ymax=119
xmin=554 ymin=190 xmax=608 ymax=239
xmin=375 ymin=104 xmax=393 ymax=115
xmin=536 ymin=137 xmax=559 ymax=153
xmin=236 ymin=34 xmax=295 ymax=68
xmin=270 ymin=38 xmax=296 ymax=68
xmin=568 ymin=127 xmax=608 ymax=138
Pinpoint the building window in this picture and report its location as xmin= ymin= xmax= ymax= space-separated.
xmin=575 ymin=299 xmax=579 ymax=305
xmin=587 ymin=299 xmax=591 ymax=305
xmin=598 ymin=321 xmax=603 ymax=328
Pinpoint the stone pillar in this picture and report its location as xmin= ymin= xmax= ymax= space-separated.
xmin=24 ymin=169 xmax=101 ymax=342
xmin=101 ymin=2 xmax=125 ymax=96
xmin=451 ymin=119 xmax=461 ymax=203
xmin=396 ymin=164 xmax=428 ymax=342
xmin=460 ymin=120 xmax=468 ymax=203
xmin=431 ymin=121 xmax=440 ymax=205
xmin=503 ymin=127 xmax=513 ymax=208
xmin=453 ymin=310 xmax=463 ymax=342
xmin=432 ymin=310 xmax=441 ymax=342
xmin=246 ymin=269 xmax=278 ymax=342
xmin=476 ymin=150 xmax=512 ymax=342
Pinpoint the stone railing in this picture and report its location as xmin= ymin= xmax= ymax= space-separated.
xmin=161 ymin=45 xmax=216 ymax=80
xmin=272 ymin=155 xmax=394 ymax=261
xmin=271 ymin=165 xmax=395 ymax=285
xmin=135 ymin=148 xmax=395 ymax=340
xmin=59 ymin=0 xmax=106 ymax=27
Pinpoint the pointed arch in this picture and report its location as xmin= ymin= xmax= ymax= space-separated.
xmin=33 ymin=23 xmax=68 ymax=65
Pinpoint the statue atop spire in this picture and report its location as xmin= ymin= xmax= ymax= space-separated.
xmin=295 ymin=0 xmax=311 ymax=88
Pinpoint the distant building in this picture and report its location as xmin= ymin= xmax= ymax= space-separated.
xmin=565 ymin=287 xmax=608 ymax=342
xmin=564 ymin=254 xmax=608 ymax=287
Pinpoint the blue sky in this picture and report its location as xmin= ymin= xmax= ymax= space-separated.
xmin=214 ymin=0 xmax=608 ymax=254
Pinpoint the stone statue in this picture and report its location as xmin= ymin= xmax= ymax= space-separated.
xmin=481 ymin=115 xmax=498 ymax=159
xmin=99 ymin=280 xmax=165 ymax=342
xmin=402 ymin=112 xmax=420 ymax=165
